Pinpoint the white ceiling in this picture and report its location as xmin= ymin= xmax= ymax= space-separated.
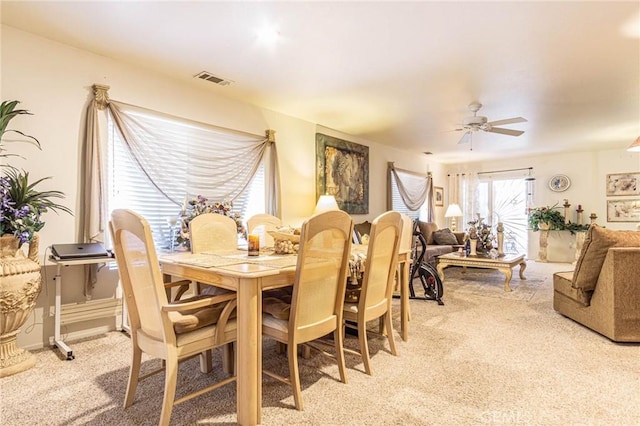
xmin=2 ymin=1 xmax=639 ymax=164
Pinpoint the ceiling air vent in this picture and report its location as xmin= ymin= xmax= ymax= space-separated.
xmin=194 ymin=71 xmax=232 ymax=86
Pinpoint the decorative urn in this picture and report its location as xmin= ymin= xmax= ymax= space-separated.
xmin=0 ymin=234 xmax=42 ymax=377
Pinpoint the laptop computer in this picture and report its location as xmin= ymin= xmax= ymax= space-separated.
xmin=51 ymin=243 xmax=110 ymax=260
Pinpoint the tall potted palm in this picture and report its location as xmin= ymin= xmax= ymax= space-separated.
xmin=0 ymin=100 xmax=71 ymax=377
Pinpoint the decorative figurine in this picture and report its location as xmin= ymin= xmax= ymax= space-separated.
xmin=563 ymin=199 xmax=571 ymax=224
xmin=576 ymin=204 xmax=584 ymax=226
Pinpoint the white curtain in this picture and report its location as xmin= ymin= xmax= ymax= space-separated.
xmin=388 ymin=163 xmax=433 ymax=221
xmin=449 ymin=172 xmax=480 ymax=231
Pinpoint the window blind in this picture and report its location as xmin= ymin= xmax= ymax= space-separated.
xmin=107 ymin=114 xmax=265 ymax=250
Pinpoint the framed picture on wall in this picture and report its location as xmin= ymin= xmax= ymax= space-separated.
xmin=316 ymin=133 xmax=369 ymax=214
xmin=434 ymin=186 xmax=444 ymax=207
xmin=606 ymin=198 xmax=640 ymax=222
xmin=606 ymin=172 xmax=640 ymax=196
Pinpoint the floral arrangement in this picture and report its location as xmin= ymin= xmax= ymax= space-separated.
xmin=1 ymin=101 xmax=71 ymax=244
xmin=1 ymin=169 xmax=72 ymax=244
xmin=176 ymin=195 xmax=246 ymax=249
xmin=467 ymin=214 xmax=495 ymax=252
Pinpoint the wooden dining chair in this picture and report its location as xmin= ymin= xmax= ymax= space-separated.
xmin=343 ymin=210 xmax=402 ymax=376
xmin=247 ymin=213 xmax=282 ymax=248
xmin=261 ymin=210 xmax=353 ymax=411
xmin=173 ymin=213 xmax=239 ymax=300
xmin=189 ymin=212 xmax=239 ymax=252
xmin=109 ymin=209 xmax=238 ymax=426
xmin=395 ymin=213 xmax=414 ymax=292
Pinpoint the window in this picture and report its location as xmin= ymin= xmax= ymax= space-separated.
xmin=106 ymin=113 xmax=266 ymax=250
xmin=476 ymin=177 xmax=528 ymax=254
xmin=390 ymin=177 xmax=419 ymax=218
xmin=389 ymin=167 xmax=429 ymax=220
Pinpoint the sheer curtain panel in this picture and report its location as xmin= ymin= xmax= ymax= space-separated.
xmin=388 ymin=162 xmax=433 ymax=221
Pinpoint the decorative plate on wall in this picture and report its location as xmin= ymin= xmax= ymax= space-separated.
xmin=549 ymin=174 xmax=571 ymax=192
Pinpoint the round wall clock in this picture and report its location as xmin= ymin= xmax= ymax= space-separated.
xmin=549 ymin=174 xmax=570 ymax=192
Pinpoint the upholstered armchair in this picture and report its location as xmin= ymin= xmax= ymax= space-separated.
xmin=553 ymin=225 xmax=640 ymax=342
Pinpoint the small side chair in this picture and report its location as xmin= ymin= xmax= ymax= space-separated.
xmin=343 ymin=210 xmax=402 ymax=376
xmin=110 ymin=209 xmax=238 ymax=425
xmin=261 ymin=210 xmax=353 ymax=410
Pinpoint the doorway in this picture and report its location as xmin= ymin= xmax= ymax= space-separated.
xmin=476 ymin=178 xmax=528 ymax=254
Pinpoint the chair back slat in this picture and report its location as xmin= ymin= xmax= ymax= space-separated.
xmin=189 ymin=213 xmax=238 ymax=252
xmin=360 ymin=211 xmax=402 ymax=312
xmin=290 ymin=211 xmax=353 ymax=341
xmin=110 ymin=209 xmax=168 ymax=341
xmin=247 ymin=213 xmax=282 ymax=247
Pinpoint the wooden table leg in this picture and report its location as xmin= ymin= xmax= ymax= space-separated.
xmin=519 ymin=261 xmax=527 ymax=280
xmin=400 ymin=258 xmax=410 ymax=341
xmin=498 ymin=267 xmax=513 ymax=292
xmin=236 ymin=277 xmax=261 ymax=426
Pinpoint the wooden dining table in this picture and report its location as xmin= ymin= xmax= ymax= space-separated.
xmin=158 ymin=246 xmax=410 ymax=426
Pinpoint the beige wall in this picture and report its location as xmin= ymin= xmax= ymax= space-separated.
xmin=2 ymin=26 xmax=437 ymax=350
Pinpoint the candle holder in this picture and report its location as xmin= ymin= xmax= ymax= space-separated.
xmin=248 ymin=234 xmax=260 ymax=256
xmin=576 ymin=204 xmax=584 ymax=225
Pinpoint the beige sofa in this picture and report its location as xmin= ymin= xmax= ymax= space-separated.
xmin=416 ymin=221 xmax=465 ymax=265
xmin=553 ymin=225 xmax=640 ymax=342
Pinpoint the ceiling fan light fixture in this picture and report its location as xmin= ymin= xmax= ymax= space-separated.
xmin=455 ymin=102 xmax=527 ymax=143
xmin=627 ymin=136 xmax=640 ymax=152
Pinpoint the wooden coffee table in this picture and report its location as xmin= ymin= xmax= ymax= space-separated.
xmin=436 ymin=252 xmax=527 ymax=291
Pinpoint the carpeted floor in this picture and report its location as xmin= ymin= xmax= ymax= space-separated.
xmin=1 ymin=261 xmax=638 ymax=425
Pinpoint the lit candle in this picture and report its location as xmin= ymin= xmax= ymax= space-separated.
xmin=248 ymin=234 xmax=260 ymax=256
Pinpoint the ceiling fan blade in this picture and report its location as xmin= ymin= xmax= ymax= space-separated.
xmin=487 ymin=117 xmax=528 ymax=126
xmin=487 ymin=127 xmax=524 ymax=137
xmin=458 ymin=131 xmax=472 ymax=144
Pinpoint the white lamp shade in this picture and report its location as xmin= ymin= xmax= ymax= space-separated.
xmin=313 ymin=195 xmax=339 ymax=215
xmin=444 ymin=203 xmax=463 ymax=218
xmin=627 ymin=136 xmax=640 ymax=152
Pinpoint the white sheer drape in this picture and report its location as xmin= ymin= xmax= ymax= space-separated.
xmin=388 ymin=163 xmax=433 ymax=221
xmin=448 ymin=172 xmax=479 ymax=230
xmin=107 ymin=101 xmax=270 ymax=205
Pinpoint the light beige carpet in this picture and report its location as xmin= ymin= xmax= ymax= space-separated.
xmin=1 ymin=261 xmax=638 ymax=425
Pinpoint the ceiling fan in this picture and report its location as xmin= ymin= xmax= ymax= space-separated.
xmin=455 ymin=102 xmax=527 ymax=148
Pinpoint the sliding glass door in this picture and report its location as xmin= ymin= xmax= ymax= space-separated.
xmin=477 ymin=177 xmax=528 ymax=254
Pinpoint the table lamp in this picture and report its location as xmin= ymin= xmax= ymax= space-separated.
xmin=313 ymin=195 xmax=339 ymax=215
xmin=444 ymin=203 xmax=463 ymax=231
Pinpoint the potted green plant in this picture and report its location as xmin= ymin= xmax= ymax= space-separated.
xmin=527 ymin=204 xmax=565 ymax=231
xmin=0 ymin=100 xmax=71 ymax=377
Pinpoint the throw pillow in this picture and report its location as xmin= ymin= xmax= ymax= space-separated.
xmin=433 ymin=228 xmax=459 ymax=245
xmin=418 ymin=221 xmax=439 ymax=245
xmin=572 ymin=225 xmax=640 ymax=293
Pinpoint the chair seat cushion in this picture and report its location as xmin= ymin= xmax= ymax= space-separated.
xmin=554 ymin=271 xmax=590 ymax=306
xmin=262 ymin=312 xmax=289 ymax=333
xmin=263 ymin=296 xmax=291 ymax=320
xmin=169 ymin=295 xmax=231 ymax=334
